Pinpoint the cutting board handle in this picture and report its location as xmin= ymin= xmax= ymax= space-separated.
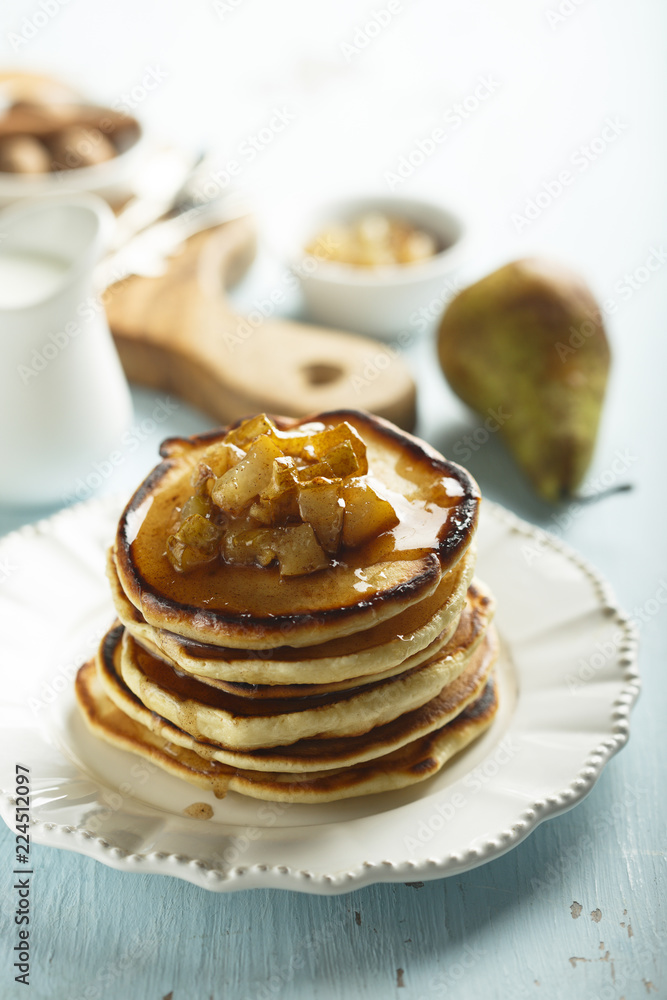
xmin=105 ymin=215 xmax=416 ymax=430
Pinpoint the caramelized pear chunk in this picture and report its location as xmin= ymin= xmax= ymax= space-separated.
xmin=167 ymin=514 xmax=223 ymax=572
xmin=279 ymin=422 xmax=368 ymax=475
xmin=341 ymin=480 xmax=399 ymax=548
xmin=225 ymin=414 xmax=279 ymax=448
xmin=211 ymin=435 xmax=284 ymax=516
xmin=221 ymin=522 xmax=328 ymax=576
xmin=298 ymin=479 xmax=343 ymax=554
xmin=221 ymin=526 xmax=277 ymax=567
xmin=295 ymin=461 xmax=335 ymax=484
xmin=321 ymin=439 xmax=362 ymax=478
xmin=271 ymin=524 xmax=329 ymax=576
xmin=180 ymin=494 xmax=213 ymax=520
xmin=190 ymin=463 xmax=215 ymax=499
xmin=261 ymin=456 xmax=300 ymax=499
xmin=249 ymin=489 xmax=300 ymax=525
xmin=315 ymin=422 xmax=368 ymax=475
xmin=199 ymin=442 xmax=245 ymax=478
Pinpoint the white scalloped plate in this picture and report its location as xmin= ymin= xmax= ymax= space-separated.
xmin=0 ymin=496 xmax=639 ymax=894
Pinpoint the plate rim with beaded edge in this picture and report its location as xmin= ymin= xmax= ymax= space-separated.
xmin=0 ymin=493 xmax=640 ymax=894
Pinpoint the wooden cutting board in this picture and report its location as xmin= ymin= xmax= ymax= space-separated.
xmin=104 ymin=215 xmax=416 ymax=431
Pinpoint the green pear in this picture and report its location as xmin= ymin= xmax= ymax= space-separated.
xmin=437 ymin=258 xmax=611 ymax=501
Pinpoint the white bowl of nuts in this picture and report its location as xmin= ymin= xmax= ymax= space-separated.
xmin=288 ymin=194 xmax=468 ymax=340
xmin=0 ymin=73 xmax=147 ymax=208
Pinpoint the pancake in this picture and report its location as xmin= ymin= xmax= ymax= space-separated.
xmin=113 ymin=410 xmax=480 ymax=648
xmin=109 ymin=543 xmax=477 ymax=686
xmin=88 ymin=620 xmax=498 ymax=772
xmin=75 ymin=408 xmax=498 ymax=804
xmin=131 ymin=576 xmax=491 ymax=699
xmin=117 ymin=578 xmax=494 ymax=750
xmin=76 ymin=655 xmax=498 ymax=804
xmin=132 ymin=622 xmax=460 ymax=698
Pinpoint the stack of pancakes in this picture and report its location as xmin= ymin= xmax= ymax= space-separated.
xmin=76 ymin=410 xmax=499 ymax=804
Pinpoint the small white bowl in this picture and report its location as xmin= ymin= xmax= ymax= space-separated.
xmin=0 ymin=110 xmax=147 ymax=209
xmin=284 ymin=194 xmax=468 ymax=340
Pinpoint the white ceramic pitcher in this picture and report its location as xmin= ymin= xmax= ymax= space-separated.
xmin=0 ymin=194 xmax=133 ymax=506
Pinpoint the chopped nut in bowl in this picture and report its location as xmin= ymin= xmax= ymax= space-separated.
xmin=305 ymin=212 xmax=441 ymax=268
xmin=271 ymin=194 xmax=468 ymax=339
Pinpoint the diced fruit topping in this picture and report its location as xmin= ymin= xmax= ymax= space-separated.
xmin=166 ymin=415 xmax=397 ymax=576
xmin=298 ymin=479 xmax=344 ymax=554
xmin=341 ymin=481 xmax=399 ymax=548
xmin=167 ymin=514 xmax=223 ymax=573
xmin=211 ymin=435 xmax=283 ymax=516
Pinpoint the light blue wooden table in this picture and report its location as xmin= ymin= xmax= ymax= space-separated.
xmin=1 ymin=0 xmax=666 ymax=997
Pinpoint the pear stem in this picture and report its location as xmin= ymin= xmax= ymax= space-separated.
xmin=570 ymin=482 xmax=634 ymax=504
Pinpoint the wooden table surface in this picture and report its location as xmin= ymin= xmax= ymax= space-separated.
xmin=1 ymin=0 xmax=666 ymax=997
